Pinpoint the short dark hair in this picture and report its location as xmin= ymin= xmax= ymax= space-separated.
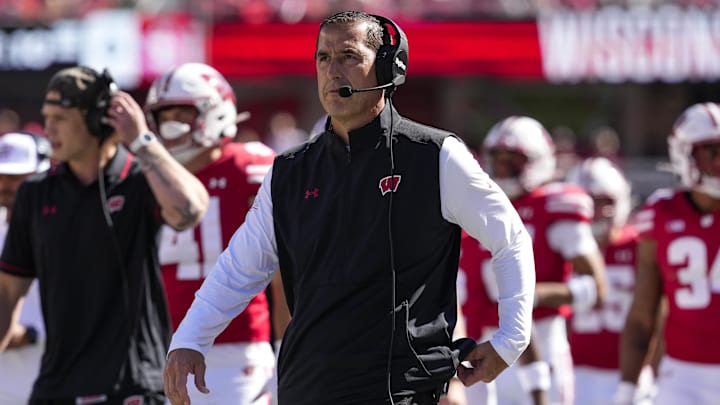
xmin=318 ymin=11 xmax=383 ymax=53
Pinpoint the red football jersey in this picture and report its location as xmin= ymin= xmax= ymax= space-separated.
xmin=458 ymin=231 xmax=497 ymax=340
xmin=515 ymin=183 xmax=593 ymax=320
xmin=635 ymin=189 xmax=720 ymax=364
xmin=160 ymin=142 xmax=275 ymax=344
xmin=460 ymin=183 xmax=593 ymax=338
xmin=570 ymin=226 xmax=638 ymax=369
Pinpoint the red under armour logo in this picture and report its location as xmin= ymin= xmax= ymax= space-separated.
xmin=379 ymin=175 xmax=402 ymax=196
xmin=304 ymin=188 xmax=319 ymax=199
xmin=42 ymin=205 xmax=57 ymax=215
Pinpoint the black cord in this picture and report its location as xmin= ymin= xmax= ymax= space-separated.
xmin=386 ymin=96 xmax=397 ymax=405
xmin=97 ymin=148 xmax=130 ymax=316
xmin=97 ymin=145 xmax=133 ymax=392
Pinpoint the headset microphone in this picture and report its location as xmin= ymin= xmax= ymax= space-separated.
xmin=338 ymin=83 xmax=395 ymax=98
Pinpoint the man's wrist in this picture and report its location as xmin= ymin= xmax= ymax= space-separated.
xmin=129 ymin=131 xmax=157 ymax=154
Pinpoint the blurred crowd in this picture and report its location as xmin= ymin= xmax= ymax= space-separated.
xmin=1 ymin=0 xmax=719 ymax=24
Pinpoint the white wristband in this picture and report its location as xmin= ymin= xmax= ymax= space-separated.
xmin=129 ymin=132 xmax=157 ymax=154
xmin=613 ymin=381 xmax=637 ymax=405
xmin=516 ymin=361 xmax=551 ymax=393
xmin=568 ymin=274 xmax=598 ymax=312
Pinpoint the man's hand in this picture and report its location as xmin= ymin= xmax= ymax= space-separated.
xmin=164 ymin=348 xmax=209 ymax=405
xmin=105 ymin=91 xmax=151 ymax=145
xmin=456 ymin=341 xmax=508 ymax=386
xmin=6 ymin=324 xmax=36 ymax=349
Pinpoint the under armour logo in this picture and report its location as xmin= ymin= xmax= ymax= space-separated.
xmin=42 ymin=205 xmax=57 ymax=215
xmin=304 ymin=188 xmax=319 ymax=199
xmin=379 ymin=175 xmax=402 ymax=196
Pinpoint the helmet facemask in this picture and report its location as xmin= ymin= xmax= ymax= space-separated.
xmin=483 ymin=116 xmax=557 ymax=199
xmin=691 ymin=142 xmax=720 ymax=199
xmin=145 ymin=63 xmax=240 ymax=163
xmin=566 ymin=157 xmax=632 ymax=243
xmin=669 ymin=103 xmax=720 ymax=199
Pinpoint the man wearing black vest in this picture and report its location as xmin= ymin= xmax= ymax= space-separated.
xmin=165 ymin=11 xmax=535 ymax=405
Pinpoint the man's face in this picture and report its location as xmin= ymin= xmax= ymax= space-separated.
xmin=42 ymin=91 xmax=96 ymax=162
xmin=693 ymin=141 xmax=720 ymax=178
xmin=591 ymin=196 xmax=616 ymax=243
xmin=156 ymin=105 xmax=198 ymax=149
xmin=315 ymin=21 xmax=381 ymax=123
xmin=488 ymin=148 xmax=528 ymax=179
xmin=0 ymin=173 xmax=32 ymax=208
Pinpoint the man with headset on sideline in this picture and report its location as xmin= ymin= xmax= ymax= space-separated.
xmin=164 ymin=11 xmax=535 ymax=405
xmin=0 ymin=66 xmax=209 ymax=404
xmin=0 ymin=132 xmax=51 ymax=403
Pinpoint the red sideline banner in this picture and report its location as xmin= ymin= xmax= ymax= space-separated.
xmin=211 ymin=6 xmax=720 ymax=83
xmin=209 ymin=21 xmax=544 ymax=79
xmin=1 ymin=7 xmax=718 ymax=86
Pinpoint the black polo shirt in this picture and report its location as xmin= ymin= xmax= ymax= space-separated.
xmin=0 ymin=146 xmax=170 ymax=399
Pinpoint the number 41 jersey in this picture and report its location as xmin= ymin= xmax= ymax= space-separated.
xmin=160 ymin=142 xmax=275 ymax=344
xmin=635 ymin=189 xmax=720 ymax=364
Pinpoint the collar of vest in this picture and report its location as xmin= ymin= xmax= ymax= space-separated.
xmin=346 ymin=104 xmax=401 ymax=151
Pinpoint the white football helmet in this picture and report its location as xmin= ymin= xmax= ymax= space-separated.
xmin=145 ymin=63 xmax=238 ymax=163
xmin=483 ymin=116 xmax=557 ymax=198
xmin=567 ymin=157 xmax=631 ymax=227
xmin=669 ymin=102 xmax=720 ymax=198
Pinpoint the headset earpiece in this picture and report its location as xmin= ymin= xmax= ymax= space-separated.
xmin=371 ymin=15 xmax=409 ymax=91
xmin=84 ymin=68 xmax=117 ymax=141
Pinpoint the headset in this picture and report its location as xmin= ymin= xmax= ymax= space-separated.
xmin=45 ymin=66 xmax=118 ymax=141
xmin=373 ymin=14 xmax=408 ymax=91
xmin=338 ymin=14 xmax=409 ymax=98
xmin=84 ymin=68 xmax=118 ymax=142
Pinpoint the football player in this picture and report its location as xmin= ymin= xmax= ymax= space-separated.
xmin=462 ymin=116 xmax=606 ymax=405
xmin=145 ymin=63 xmax=289 ymax=405
xmin=617 ymin=102 xmax=720 ymax=405
xmin=566 ymin=157 xmax=656 ymax=404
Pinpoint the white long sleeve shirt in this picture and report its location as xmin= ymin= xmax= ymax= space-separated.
xmin=169 ymin=136 xmax=535 ymax=366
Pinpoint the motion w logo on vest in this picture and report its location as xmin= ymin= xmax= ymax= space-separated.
xmin=379 ymin=175 xmax=402 ymax=196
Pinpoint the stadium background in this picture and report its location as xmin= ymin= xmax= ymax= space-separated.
xmin=1 ymin=0 xmax=717 ymax=206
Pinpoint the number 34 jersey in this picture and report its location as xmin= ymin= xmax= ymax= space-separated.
xmin=635 ymin=189 xmax=720 ymax=364
xmin=569 ymin=226 xmax=638 ymax=370
xmin=160 ymin=142 xmax=275 ymax=344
